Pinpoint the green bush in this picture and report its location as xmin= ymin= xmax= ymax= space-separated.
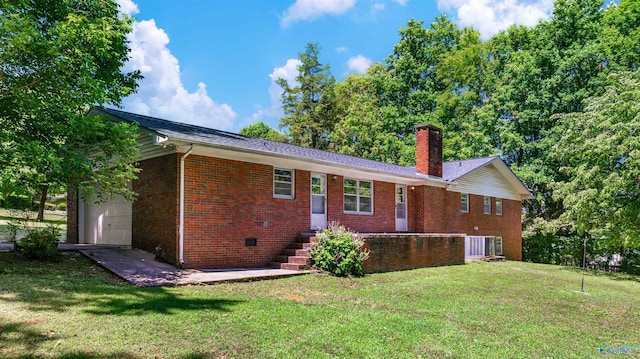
xmin=17 ymin=226 xmax=60 ymax=260
xmin=57 ymin=202 xmax=67 ymax=211
xmin=309 ymin=222 xmax=369 ymax=277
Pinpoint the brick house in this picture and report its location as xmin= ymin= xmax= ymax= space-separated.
xmin=67 ymin=108 xmax=532 ymax=270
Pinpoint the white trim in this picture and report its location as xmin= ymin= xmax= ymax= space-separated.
xmin=179 ymin=144 xmax=194 ymax=265
xmin=483 ymin=196 xmax=491 ymax=215
xmin=460 ymin=193 xmax=469 ymax=213
xmin=159 ymin=138 xmax=451 ymax=188
xmin=310 ymin=173 xmax=327 ymax=230
xmin=273 ymin=168 xmax=295 ymax=199
xmin=395 ymin=184 xmax=408 ymax=231
xmin=343 ymin=178 xmax=374 ymax=215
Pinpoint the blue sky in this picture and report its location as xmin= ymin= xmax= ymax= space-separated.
xmin=116 ymin=0 xmax=555 ymax=132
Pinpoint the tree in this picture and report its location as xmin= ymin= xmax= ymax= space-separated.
xmin=329 ymin=65 xmax=414 ymax=165
xmin=382 ymin=17 xmax=496 ymax=162
xmin=552 ymin=70 xmax=640 ymax=249
xmin=239 ymin=122 xmax=289 ymax=143
xmin=0 ymin=0 xmax=142 ymax=220
xmin=277 ymin=43 xmax=336 ymax=149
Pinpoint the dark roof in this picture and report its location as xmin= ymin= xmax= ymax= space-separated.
xmin=98 ymin=107 xmax=490 ymax=182
xmin=442 ymin=157 xmax=499 ymax=181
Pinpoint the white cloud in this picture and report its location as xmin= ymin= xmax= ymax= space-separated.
xmin=347 ymin=55 xmax=373 ymax=74
xmin=437 ymin=0 xmax=553 ymax=39
xmin=281 ymin=0 xmax=357 ymax=27
xmin=116 ymin=0 xmax=139 ymax=16
xmin=373 ymin=3 xmax=385 ymax=11
xmin=336 ymin=46 xmax=347 ymax=53
xmin=392 ymin=0 xmax=408 ymax=5
xmin=121 ymin=16 xmax=237 ymax=130
xmin=247 ymin=59 xmax=301 ymax=124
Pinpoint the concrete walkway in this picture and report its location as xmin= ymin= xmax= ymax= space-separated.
xmin=1 ymin=243 xmax=311 ymax=286
xmin=73 ymin=246 xmax=311 ymax=287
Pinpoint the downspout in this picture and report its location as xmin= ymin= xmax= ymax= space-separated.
xmin=179 ymin=144 xmax=194 ymax=266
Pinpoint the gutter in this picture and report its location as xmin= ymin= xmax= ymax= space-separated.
xmin=179 ymin=144 xmax=194 ymax=266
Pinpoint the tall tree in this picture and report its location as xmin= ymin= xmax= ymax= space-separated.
xmin=552 ymin=70 xmax=640 ymax=249
xmin=329 ymin=64 xmax=414 ymax=166
xmin=383 ymin=16 xmax=496 ymax=162
xmin=490 ymin=0 xmax=609 ymax=236
xmin=0 ymin=0 xmax=142 ymax=220
xmin=277 ymin=43 xmax=336 ymax=149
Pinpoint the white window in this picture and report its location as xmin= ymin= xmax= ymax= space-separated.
xmin=460 ymin=193 xmax=469 ymax=213
xmin=344 ymin=179 xmax=373 ymax=214
xmin=274 ymin=168 xmax=294 ymax=199
xmin=496 ymin=198 xmax=503 ymax=216
xmin=484 ymin=196 xmax=491 ymax=214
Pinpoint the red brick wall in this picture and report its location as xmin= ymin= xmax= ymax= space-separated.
xmin=416 ymin=125 xmax=443 ymax=177
xmin=132 ymin=154 xmax=180 ymax=265
xmin=363 ymin=234 xmax=465 ymax=273
xmin=415 ymin=186 xmax=523 ymax=260
xmin=326 ymin=176 xmax=397 ymax=233
xmin=180 ymin=155 xmax=310 ymax=268
xmin=66 ymin=187 xmax=78 ymax=244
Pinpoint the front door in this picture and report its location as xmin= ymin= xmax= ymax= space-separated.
xmin=311 ymin=173 xmax=327 ymax=230
xmin=395 ymin=185 xmax=408 ymax=231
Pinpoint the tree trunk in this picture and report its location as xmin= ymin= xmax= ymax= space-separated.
xmin=37 ymin=185 xmax=48 ymax=222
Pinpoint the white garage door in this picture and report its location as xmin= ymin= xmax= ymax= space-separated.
xmin=81 ymin=194 xmax=132 ymax=246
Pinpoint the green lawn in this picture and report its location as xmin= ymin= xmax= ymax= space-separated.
xmin=0 ymin=208 xmax=66 ymax=242
xmin=1 ymin=253 xmax=638 ymax=359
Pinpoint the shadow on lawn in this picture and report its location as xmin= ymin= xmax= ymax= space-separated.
xmin=560 ymin=266 xmax=640 ymax=283
xmin=0 ymin=252 xmax=243 ymax=316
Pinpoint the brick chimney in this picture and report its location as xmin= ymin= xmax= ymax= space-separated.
xmin=415 ymin=124 xmax=443 ymax=177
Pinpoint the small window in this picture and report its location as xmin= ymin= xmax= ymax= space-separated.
xmin=496 ymin=198 xmax=503 ymax=216
xmin=274 ymin=168 xmax=294 ymax=199
xmin=460 ymin=193 xmax=469 ymax=213
xmin=344 ymin=179 xmax=373 ymax=214
xmin=484 ymin=196 xmax=491 ymax=214
xmin=495 ymin=237 xmax=503 ymax=255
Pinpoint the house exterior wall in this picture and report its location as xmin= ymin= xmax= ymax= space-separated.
xmin=132 ymin=154 xmax=180 ymax=265
xmin=178 ymin=155 xmax=411 ymax=268
xmin=326 ymin=176 xmax=397 ymax=233
xmin=66 ymin=188 xmax=79 ymax=244
xmin=180 ymin=155 xmax=310 ymax=268
xmin=414 ymin=185 xmax=522 ymax=260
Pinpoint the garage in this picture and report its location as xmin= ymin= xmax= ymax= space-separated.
xmin=78 ymin=193 xmax=132 ymax=246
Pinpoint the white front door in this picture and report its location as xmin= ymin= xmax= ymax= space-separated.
xmin=311 ymin=173 xmax=327 ymax=230
xmin=395 ymin=185 xmax=408 ymax=231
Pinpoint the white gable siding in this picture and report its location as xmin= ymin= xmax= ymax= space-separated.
xmin=450 ymin=164 xmax=523 ymax=201
xmin=137 ymin=132 xmax=176 ymax=161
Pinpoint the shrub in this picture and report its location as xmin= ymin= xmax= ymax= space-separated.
xmin=57 ymin=202 xmax=67 ymax=211
xmin=17 ymin=226 xmax=60 ymax=260
xmin=309 ymin=222 xmax=369 ymax=277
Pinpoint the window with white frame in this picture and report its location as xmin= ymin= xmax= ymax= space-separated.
xmin=460 ymin=193 xmax=469 ymax=213
xmin=344 ymin=179 xmax=373 ymax=214
xmin=496 ymin=198 xmax=503 ymax=216
xmin=495 ymin=237 xmax=503 ymax=255
xmin=273 ymin=168 xmax=294 ymax=199
xmin=484 ymin=196 xmax=491 ymax=214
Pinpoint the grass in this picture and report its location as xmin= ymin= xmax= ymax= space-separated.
xmin=0 ymin=208 xmax=66 ymax=242
xmin=1 ymin=253 xmax=639 ymax=358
